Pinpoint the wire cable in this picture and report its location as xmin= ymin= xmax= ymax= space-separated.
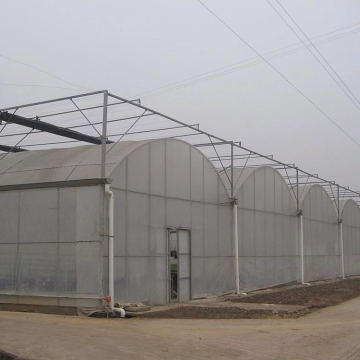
xmin=275 ymin=0 xmax=360 ymax=107
xmin=0 ymin=83 xmax=89 ymax=92
xmin=138 ymin=29 xmax=360 ymax=101
xmin=268 ymin=0 xmax=360 ymax=112
xmin=0 ymin=54 xmax=93 ymax=91
xmin=129 ymin=23 xmax=360 ymax=100
xmin=196 ymin=0 xmax=360 ymax=149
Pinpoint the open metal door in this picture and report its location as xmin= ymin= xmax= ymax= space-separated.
xmin=177 ymin=229 xmax=191 ymax=302
xmin=167 ymin=228 xmax=191 ymax=303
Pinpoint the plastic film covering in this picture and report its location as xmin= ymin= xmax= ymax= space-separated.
xmin=234 ymin=167 xmax=298 ymax=291
xmin=0 ymin=142 xmax=147 ymax=186
xmin=106 ymin=139 xmax=233 ymax=305
xmin=0 ymin=185 xmax=104 ymax=299
xmin=340 ymin=199 xmax=360 ymax=276
xmin=299 ymin=185 xmax=340 ymax=281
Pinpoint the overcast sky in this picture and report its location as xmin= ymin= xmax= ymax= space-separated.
xmin=1 ymin=0 xmax=360 ymax=190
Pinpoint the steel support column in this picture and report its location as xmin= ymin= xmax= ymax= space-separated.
xmin=101 ymin=91 xmax=108 ymax=178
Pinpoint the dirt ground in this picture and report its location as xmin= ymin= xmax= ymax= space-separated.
xmin=141 ymin=277 xmax=360 ymax=319
xmin=2 ymin=296 xmax=360 ymax=359
xmin=228 ymin=277 xmax=360 ymax=307
xmin=140 ymin=305 xmax=304 ymax=319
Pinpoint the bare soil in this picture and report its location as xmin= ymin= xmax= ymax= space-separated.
xmin=228 ymin=277 xmax=360 ymax=307
xmin=140 ymin=277 xmax=360 ymax=319
xmin=140 ymin=306 xmax=305 ymax=319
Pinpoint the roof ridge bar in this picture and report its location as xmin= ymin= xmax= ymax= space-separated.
xmin=0 ymin=112 xmax=113 ymax=145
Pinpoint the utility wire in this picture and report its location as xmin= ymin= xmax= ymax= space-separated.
xmin=0 ymin=54 xmax=93 ymax=91
xmin=139 ymin=29 xmax=360 ymax=101
xmin=132 ymin=26 xmax=360 ymax=101
xmin=268 ymin=0 xmax=360 ymax=112
xmin=196 ymin=0 xmax=360 ymax=149
xmin=0 ymin=83 xmax=88 ymax=92
xmin=275 ymin=0 xmax=360 ymax=107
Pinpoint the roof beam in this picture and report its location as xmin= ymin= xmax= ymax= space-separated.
xmin=0 ymin=144 xmax=27 ymax=153
xmin=0 ymin=112 xmax=113 ymax=145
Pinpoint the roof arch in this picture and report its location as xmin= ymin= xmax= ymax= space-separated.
xmin=340 ymin=198 xmax=360 ymax=224
xmin=296 ymin=184 xmax=337 ymax=222
xmin=0 ymin=141 xmax=146 ymax=187
xmin=0 ymin=139 xmax=229 ymax=203
xmin=220 ymin=166 xmax=296 ymax=214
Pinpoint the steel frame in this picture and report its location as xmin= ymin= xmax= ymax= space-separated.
xmin=1 ymin=89 xmax=359 ymax=213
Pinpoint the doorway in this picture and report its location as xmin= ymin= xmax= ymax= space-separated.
xmin=167 ymin=228 xmax=191 ymax=303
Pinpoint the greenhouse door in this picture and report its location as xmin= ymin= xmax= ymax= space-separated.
xmin=168 ymin=228 xmax=191 ymax=303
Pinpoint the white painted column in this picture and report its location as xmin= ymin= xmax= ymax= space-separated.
xmin=233 ymin=202 xmax=240 ymax=294
xmin=339 ymin=220 xmax=345 ymax=279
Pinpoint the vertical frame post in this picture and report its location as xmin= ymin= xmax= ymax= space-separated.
xmin=230 ymin=142 xmax=240 ymax=294
xmin=101 ymin=90 xmax=108 ymax=178
xmin=230 ymin=141 xmax=234 ymax=200
xmin=296 ymin=167 xmax=306 ymax=284
xmin=296 ymin=167 xmax=299 ymax=211
xmin=337 ymin=185 xmax=345 ymax=279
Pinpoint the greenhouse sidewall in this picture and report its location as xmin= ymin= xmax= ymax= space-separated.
xmin=0 ymin=185 xmax=104 ymax=306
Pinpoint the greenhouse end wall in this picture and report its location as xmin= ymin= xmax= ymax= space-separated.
xmin=102 ymin=139 xmax=234 ymax=305
xmin=341 ymin=199 xmax=360 ymax=276
xmin=235 ymin=167 xmax=298 ymax=290
xmin=0 ymin=184 xmax=104 ymax=307
xmin=300 ymin=185 xmax=340 ymax=282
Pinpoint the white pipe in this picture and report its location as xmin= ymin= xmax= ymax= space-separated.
xmin=233 ymin=202 xmax=240 ymax=294
xmin=105 ymin=184 xmax=115 ymax=310
xmin=299 ymin=213 xmax=304 ymax=283
xmin=339 ymin=221 xmax=345 ymax=279
xmin=113 ymin=308 xmax=126 ymax=318
xmin=299 ymin=213 xmax=310 ymax=286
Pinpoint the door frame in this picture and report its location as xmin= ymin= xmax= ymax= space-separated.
xmin=166 ymin=227 xmax=192 ymax=303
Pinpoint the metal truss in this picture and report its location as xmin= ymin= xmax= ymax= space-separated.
xmin=1 ymin=89 xmax=359 ymax=215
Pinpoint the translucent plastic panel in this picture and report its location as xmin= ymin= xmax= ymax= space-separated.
xmin=127 ymin=143 xmax=149 ymax=193
xmin=150 ymin=140 xmax=166 ymax=196
xmin=179 ymin=254 xmax=190 ymax=278
xmin=190 ymin=147 xmax=204 ymax=202
xmin=178 ymin=230 xmax=190 ymax=254
xmin=0 ymin=191 xmax=19 ymax=244
xmin=166 ymin=140 xmax=190 ymax=200
xmin=127 ymin=192 xmax=149 ymax=257
xmin=178 ymin=278 xmax=190 ymax=302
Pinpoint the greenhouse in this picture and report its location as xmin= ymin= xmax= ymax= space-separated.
xmin=0 ymin=139 xmax=234 ymax=307
xmin=0 ymin=90 xmax=360 ymax=311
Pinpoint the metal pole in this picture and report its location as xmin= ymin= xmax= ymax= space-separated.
xmin=233 ymin=202 xmax=240 ymax=294
xmin=0 ymin=90 xmax=106 ymax=111
xmin=337 ymin=184 xmax=340 ymax=219
xmin=339 ymin=221 xmax=345 ymax=279
xmin=299 ymin=212 xmax=305 ymax=284
xmin=230 ymin=141 xmax=239 ymax=294
xmin=101 ymin=90 xmax=108 ymax=178
xmin=230 ymin=142 xmax=234 ymax=200
xmin=337 ymin=185 xmax=345 ymax=279
xmin=296 ymin=167 xmax=299 ymax=211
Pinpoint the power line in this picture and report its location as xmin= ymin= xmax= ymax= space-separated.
xmin=275 ymin=0 xmax=360 ymax=108
xmin=268 ymin=0 xmax=360 ymax=112
xmin=196 ymin=0 xmax=360 ymax=149
xmin=0 ymin=53 xmax=93 ymax=91
xmin=129 ymin=24 xmax=360 ymax=100
xmin=139 ymin=28 xmax=360 ymax=100
xmin=0 ymin=83 xmax=89 ymax=92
